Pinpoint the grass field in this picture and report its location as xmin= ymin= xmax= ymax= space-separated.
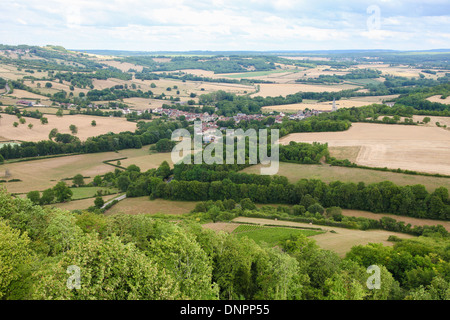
xmin=105 ymin=197 xmax=198 ymax=215
xmin=70 ymin=186 xmax=119 ymax=200
xmin=279 ymin=122 xmax=450 ymax=175
xmin=241 ymin=162 xmax=450 ymax=192
xmin=233 ymin=217 xmax=414 ymax=257
xmin=232 ymin=224 xmax=322 ymax=246
xmin=47 ymin=193 xmax=119 ymax=211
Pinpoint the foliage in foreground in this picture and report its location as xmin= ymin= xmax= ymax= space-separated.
xmin=0 ymin=189 xmax=449 ymax=300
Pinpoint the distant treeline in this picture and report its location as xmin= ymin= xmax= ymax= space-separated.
xmin=101 ymin=161 xmax=450 ymax=221
xmin=120 ymin=55 xmax=277 ymax=74
xmin=296 ymin=69 xmax=382 ymax=84
xmin=134 ymin=69 xmax=272 ymax=84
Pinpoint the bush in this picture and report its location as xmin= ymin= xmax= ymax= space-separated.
xmin=307 ymin=203 xmax=325 ymax=215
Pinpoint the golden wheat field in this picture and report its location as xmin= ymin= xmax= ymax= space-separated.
xmin=279 ymin=122 xmax=450 ymax=175
xmin=0 ymin=113 xmax=137 ymax=142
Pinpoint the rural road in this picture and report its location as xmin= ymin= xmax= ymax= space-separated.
xmin=101 ymin=193 xmax=126 ymax=209
xmin=0 ymin=83 xmax=10 ymax=96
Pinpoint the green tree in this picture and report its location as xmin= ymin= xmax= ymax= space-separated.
xmin=48 ymin=128 xmax=58 ymax=140
xmin=94 ymin=196 xmax=104 ymax=208
xmin=423 ymin=117 xmax=431 ymax=124
xmin=13 ymin=122 xmax=18 ymax=127
xmin=19 ymin=118 xmax=26 ymax=124
xmin=155 ymin=138 xmax=176 ymax=152
xmin=53 ymin=181 xmax=73 ymax=202
xmin=56 ymin=109 xmax=63 ymax=117
xmin=117 ymin=175 xmax=131 ymax=192
xmin=0 ymin=154 xmax=4 ymax=164
xmin=32 ymin=234 xmax=180 ymax=300
xmin=40 ymin=117 xmax=48 ymax=125
xmin=147 ymin=230 xmax=219 ymax=299
xmin=91 ymin=120 xmax=96 ymax=127
xmin=69 ymin=124 xmax=78 ymax=134
xmin=72 ymin=174 xmax=85 ymax=187
xmin=28 ymin=123 xmax=33 ymax=130
xmin=93 ymin=175 xmax=102 ymax=187
xmin=0 ymin=220 xmax=33 ymax=299
xmin=156 ymin=161 xmax=171 ymax=180
xmin=40 ymin=188 xmax=55 ymax=205
xmin=26 ymin=191 xmax=41 ymax=205
xmin=45 ymin=82 xmax=52 ymax=88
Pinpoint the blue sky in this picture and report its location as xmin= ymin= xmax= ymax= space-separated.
xmin=1 ymin=0 xmax=449 ymax=51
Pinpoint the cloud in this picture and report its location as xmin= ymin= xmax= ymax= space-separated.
xmin=0 ymin=0 xmax=449 ymax=50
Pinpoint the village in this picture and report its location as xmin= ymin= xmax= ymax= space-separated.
xmin=14 ymin=98 xmax=332 ymax=140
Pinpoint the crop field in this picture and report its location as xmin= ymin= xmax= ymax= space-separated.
xmin=279 ymin=122 xmax=450 ymax=175
xmin=426 ymin=95 xmax=450 ymax=104
xmin=241 ymin=162 xmax=450 ymax=192
xmin=220 ymin=70 xmax=295 ymax=79
xmin=0 ymin=113 xmax=137 ymax=142
xmin=6 ymin=89 xmax=49 ymax=100
xmin=105 ymin=197 xmax=198 ymax=215
xmin=117 ymin=151 xmax=173 ymax=171
xmin=261 ymin=95 xmax=399 ymax=112
xmin=99 ymin=59 xmax=144 ymax=72
xmin=70 ymin=186 xmax=119 ymax=200
xmin=0 ymin=148 xmax=157 ymax=193
xmin=251 ymin=83 xmax=359 ymax=98
xmin=233 ymin=217 xmax=414 ymax=257
xmin=232 ymin=224 xmax=322 ymax=247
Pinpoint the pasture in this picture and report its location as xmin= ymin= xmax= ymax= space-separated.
xmin=279 ymin=122 xmax=450 ymax=175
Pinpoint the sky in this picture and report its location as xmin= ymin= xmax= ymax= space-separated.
xmin=1 ymin=0 xmax=449 ymax=52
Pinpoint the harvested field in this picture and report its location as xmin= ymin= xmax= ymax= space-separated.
xmin=251 ymin=83 xmax=359 ymax=98
xmin=99 ymin=60 xmax=144 ymax=72
xmin=262 ymin=95 xmax=399 ymax=112
xmin=0 ymin=148 xmax=151 ymax=193
xmin=241 ymin=162 xmax=450 ymax=192
xmin=105 ymin=198 xmax=197 ymax=215
xmin=341 ymin=209 xmax=450 ymax=231
xmin=329 ymin=146 xmax=362 ymax=163
xmin=0 ymin=113 xmax=137 ymax=142
xmin=7 ymin=89 xmax=49 ymax=100
xmin=279 ymin=123 xmax=450 ymax=175
xmin=118 ymin=151 xmax=173 ymax=171
xmin=413 ymin=115 xmax=450 ymax=129
xmin=233 ymin=217 xmax=414 ymax=257
xmin=426 ymin=95 xmax=450 ymax=104
xmin=122 ymin=98 xmax=166 ymax=110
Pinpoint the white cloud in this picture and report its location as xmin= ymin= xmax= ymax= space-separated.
xmin=0 ymin=0 xmax=449 ymax=50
